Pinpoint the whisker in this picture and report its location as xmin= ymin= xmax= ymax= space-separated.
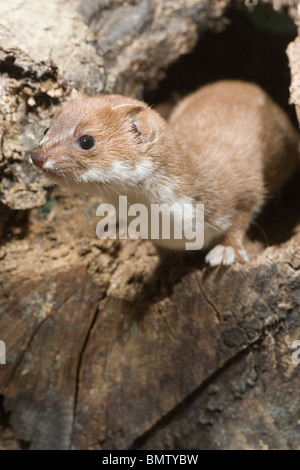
xmin=250 ymin=220 xmax=269 ymax=246
xmin=92 ymin=180 xmax=133 ymax=212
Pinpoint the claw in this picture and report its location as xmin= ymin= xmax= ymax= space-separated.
xmin=205 ymin=244 xmax=249 ymax=267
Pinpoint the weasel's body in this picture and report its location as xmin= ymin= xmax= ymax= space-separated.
xmin=30 ymin=81 xmax=299 ymax=265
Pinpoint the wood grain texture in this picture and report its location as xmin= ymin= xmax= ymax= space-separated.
xmin=1 ymin=234 xmax=300 ymax=449
xmin=71 ymin=240 xmax=300 ymax=449
xmin=0 ymin=267 xmax=101 ymax=449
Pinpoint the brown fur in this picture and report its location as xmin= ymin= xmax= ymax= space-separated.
xmin=168 ymin=81 xmax=299 ymax=257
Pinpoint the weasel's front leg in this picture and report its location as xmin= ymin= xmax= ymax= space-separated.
xmin=205 ymin=211 xmax=251 ymax=267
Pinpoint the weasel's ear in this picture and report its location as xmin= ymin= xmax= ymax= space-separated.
xmin=70 ymin=88 xmax=79 ymax=99
xmin=69 ymin=88 xmax=86 ymax=100
xmin=114 ymin=104 xmax=158 ymax=144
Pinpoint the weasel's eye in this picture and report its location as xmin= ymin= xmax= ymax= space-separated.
xmin=44 ymin=127 xmax=49 ymax=136
xmin=78 ymin=135 xmax=95 ymax=150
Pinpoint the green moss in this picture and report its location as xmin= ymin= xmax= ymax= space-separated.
xmin=35 ymin=198 xmax=58 ymax=220
xmin=235 ymin=3 xmax=297 ymax=35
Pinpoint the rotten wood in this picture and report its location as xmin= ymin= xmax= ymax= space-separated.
xmin=0 ymin=229 xmax=300 ymax=449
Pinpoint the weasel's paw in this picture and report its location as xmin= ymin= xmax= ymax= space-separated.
xmin=205 ymin=244 xmax=249 ymax=267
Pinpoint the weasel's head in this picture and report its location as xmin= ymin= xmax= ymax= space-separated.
xmin=30 ymin=90 xmax=165 ymax=192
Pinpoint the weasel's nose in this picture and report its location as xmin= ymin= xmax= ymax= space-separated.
xmin=30 ymin=151 xmax=45 ymax=168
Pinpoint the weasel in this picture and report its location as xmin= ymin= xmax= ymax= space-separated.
xmin=30 ymin=81 xmax=299 ymax=266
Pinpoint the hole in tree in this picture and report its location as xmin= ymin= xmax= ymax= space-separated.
xmin=144 ymin=4 xmax=300 ymax=249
